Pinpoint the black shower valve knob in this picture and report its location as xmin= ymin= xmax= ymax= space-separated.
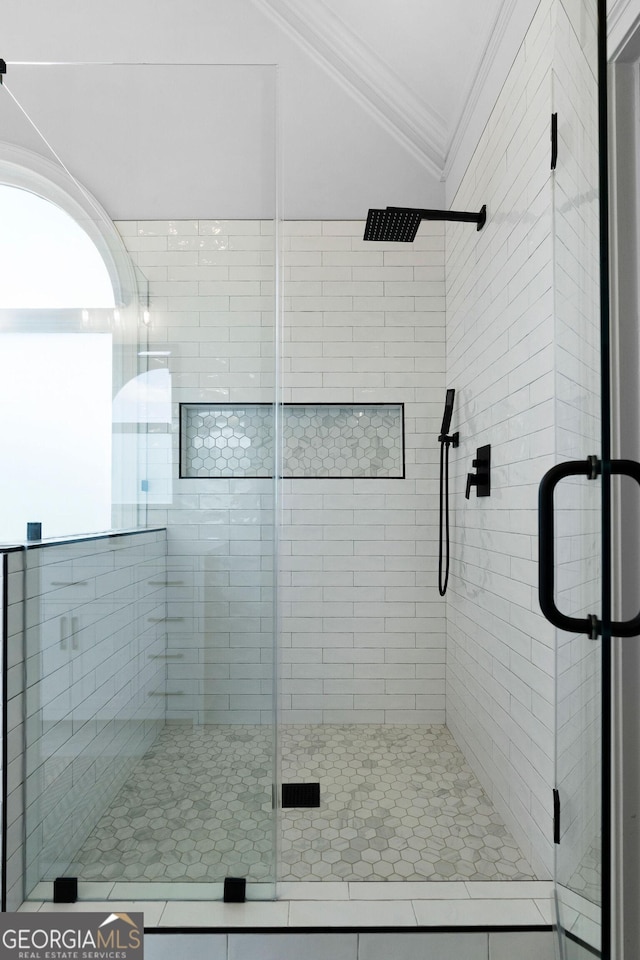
xmin=465 ymin=444 xmax=491 ymax=499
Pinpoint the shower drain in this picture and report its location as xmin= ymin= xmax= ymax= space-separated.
xmin=282 ymin=783 xmax=321 ymax=807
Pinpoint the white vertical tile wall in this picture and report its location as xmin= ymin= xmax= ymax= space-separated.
xmin=117 ymin=220 xmax=447 ymax=724
xmin=3 ymin=549 xmax=26 ymax=911
xmin=445 ymin=0 xmax=556 ymax=879
xmin=118 ymin=219 xmax=277 ymax=725
xmin=280 ymin=222 xmax=446 ymax=724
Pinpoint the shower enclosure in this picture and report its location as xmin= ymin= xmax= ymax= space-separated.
xmin=0 ymin=1 xmax=620 ymax=957
xmin=0 ymin=62 xmax=279 ymax=903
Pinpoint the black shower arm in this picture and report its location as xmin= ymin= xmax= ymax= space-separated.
xmin=387 ymin=205 xmax=487 ymax=231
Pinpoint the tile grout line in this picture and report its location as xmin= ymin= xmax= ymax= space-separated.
xmin=409 ymin=900 xmax=419 ymax=925
xmin=157 ymin=900 xmax=169 ymax=925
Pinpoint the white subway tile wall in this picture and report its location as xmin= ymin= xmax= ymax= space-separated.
xmin=4 ymin=549 xmax=26 ymax=911
xmin=284 ymin=220 xmax=445 ymax=724
xmin=445 ymin=0 xmax=556 ymax=879
xmin=18 ymin=532 xmax=168 ymax=900
xmin=117 ymin=220 xmax=446 ymax=724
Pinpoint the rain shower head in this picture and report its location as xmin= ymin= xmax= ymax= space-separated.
xmin=364 ymin=208 xmax=423 ymax=242
xmin=363 ymin=204 xmax=487 ymax=241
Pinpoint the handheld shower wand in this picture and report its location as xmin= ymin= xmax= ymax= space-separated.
xmin=438 ymin=390 xmax=458 ymax=596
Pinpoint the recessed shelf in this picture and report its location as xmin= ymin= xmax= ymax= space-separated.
xmin=180 ymin=403 xmax=404 ymax=479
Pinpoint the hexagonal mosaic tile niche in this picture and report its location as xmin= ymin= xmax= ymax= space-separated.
xmin=180 ymin=404 xmax=404 ymax=478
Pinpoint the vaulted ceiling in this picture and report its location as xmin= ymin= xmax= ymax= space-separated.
xmin=257 ymin=0 xmax=505 ymax=176
xmin=0 ymin=0 xmax=538 ymax=218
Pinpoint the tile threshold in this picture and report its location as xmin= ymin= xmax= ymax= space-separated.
xmin=19 ymin=881 xmax=553 ymax=929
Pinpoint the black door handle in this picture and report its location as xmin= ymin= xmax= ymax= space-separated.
xmin=538 ymin=457 xmax=640 ymax=638
xmin=538 ymin=457 xmax=601 ymax=638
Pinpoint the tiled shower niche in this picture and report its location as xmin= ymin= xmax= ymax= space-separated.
xmin=180 ymin=403 xmax=404 ymax=479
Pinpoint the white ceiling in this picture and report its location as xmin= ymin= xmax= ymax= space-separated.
xmin=0 ymin=0 xmax=537 ymax=218
xmin=317 ymin=0 xmax=503 ymax=139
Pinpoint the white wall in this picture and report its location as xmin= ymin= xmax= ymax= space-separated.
xmin=279 ymin=221 xmax=446 ymax=725
xmin=21 ymin=532 xmax=167 ymax=899
xmin=2 ymin=531 xmax=166 ymax=910
xmin=3 ymin=549 xmax=26 ymax=912
xmin=445 ymin=0 xmax=556 ymax=879
xmin=119 ymin=218 xmax=447 ymax=724
xmin=445 ymin=0 xmax=604 ymax=890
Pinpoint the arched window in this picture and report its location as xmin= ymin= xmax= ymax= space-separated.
xmin=0 ymin=148 xmax=140 ymax=542
xmin=0 ymin=184 xmax=116 ymax=308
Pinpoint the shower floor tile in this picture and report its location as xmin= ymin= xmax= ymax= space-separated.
xmin=68 ymin=724 xmax=535 ymax=884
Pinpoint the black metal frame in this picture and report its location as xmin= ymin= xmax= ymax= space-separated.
xmin=597 ymin=0 xmax=612 ymax=952
xmin=147 ymin=925 xmax=552 ymax=935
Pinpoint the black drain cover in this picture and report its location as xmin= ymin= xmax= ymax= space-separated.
xmin=282 ymin=783 xmax=320 ymax=807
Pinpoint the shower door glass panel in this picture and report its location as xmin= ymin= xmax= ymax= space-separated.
xmin=551 ymin=1 xmax=607 ymax=955
xmin=7 ymin=62 xmax=279 ymax=901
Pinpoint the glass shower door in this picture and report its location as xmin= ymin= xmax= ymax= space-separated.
xmin=546 ymin=0 xmax=610 ymax=956
xmin=2 ymin=62 xmax=279 ymax=902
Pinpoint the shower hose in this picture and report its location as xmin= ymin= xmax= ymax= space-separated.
xmin=438 ymin=438 xmax=451 ymax=596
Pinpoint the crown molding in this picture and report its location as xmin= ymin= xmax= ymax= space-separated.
xmin=609 ymin=0 xmax=635 ymax=34
xmin=443 ymin=0 xmax=518 ymax=180
xmin=608 ymin=0 xmax=640 ymax=58
xmin=253 ymin=0 xmax=446 ymax=177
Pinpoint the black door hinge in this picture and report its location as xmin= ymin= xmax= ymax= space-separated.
xmin=0 ymin=60 xmax=6 ymax=85
xmin=553 ymin=788 xmax=561 ymax=844
xmin=551 ymin=113 xmax=558 ymax=170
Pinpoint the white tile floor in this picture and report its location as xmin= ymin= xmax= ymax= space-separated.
xmin=67 ymin=723 xmax=534 ymax=885
xmin=21 ymin=722 xmax=554 ymax=934
xmin=141 ymin=931 xmax=557 ymax=960
xmin=19 ymin=880 xmax=553 ymax=928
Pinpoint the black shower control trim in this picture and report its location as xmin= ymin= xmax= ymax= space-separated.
xmin=465 ymin=444 xmax=491 ymax=499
